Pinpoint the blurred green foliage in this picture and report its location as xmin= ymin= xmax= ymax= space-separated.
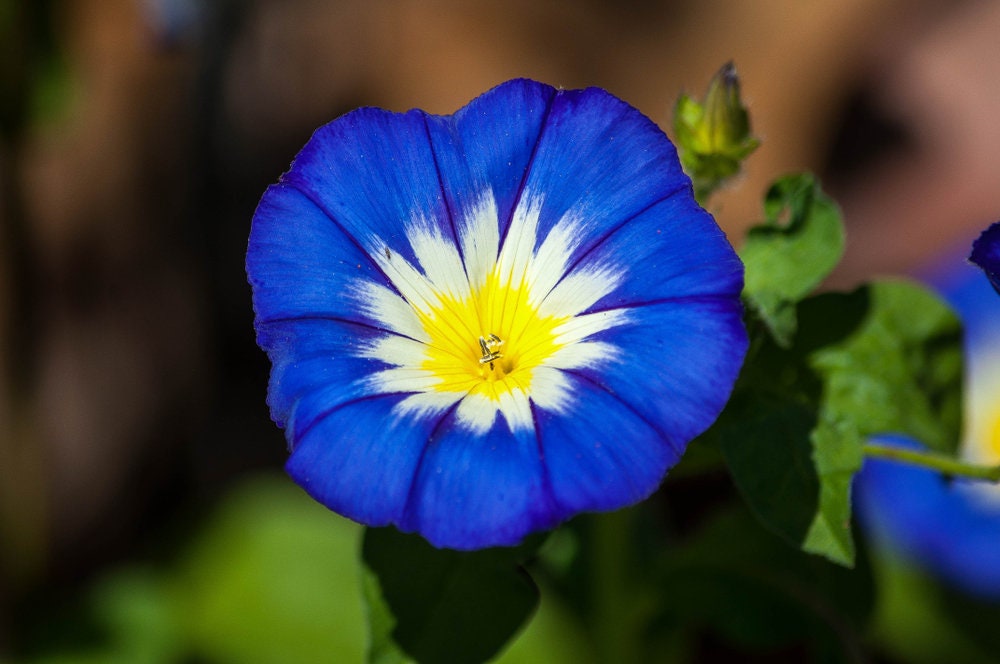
xmin=0 ymin=0 xmax=69 ymax=141
xmin=16 ymin=476 xmax=366 ymax=664
xmin=12 ymin=476 xmax=592 ymax=664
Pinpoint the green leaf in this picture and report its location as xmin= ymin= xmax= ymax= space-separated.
xmin=800 ymin=418 xmax=864 ymax=565
xmin=740 ymin=173 xmax=845 ymax=346
xmin=717 ymin=387 xmax=862 ymax=566
xmin=716 ymin=390 xmax=822 ymax=554
xmin=719 ymin=280 xmax=963 ymax=566
xmin=718 ymin=291 xmax=863 ymax=565
xmin=362 ymin=567 xmax=416 ymax=664
xmin=801 ymin=280 xmax=963 ymax=455
xmin=362 ymin=527 xmax=540 ymax=664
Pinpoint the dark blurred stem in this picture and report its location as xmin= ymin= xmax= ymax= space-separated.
xmin=591 ymin=508 xmax=640 ymax=664
xmin=863 ymin=443 xmax=1000 ymax=482
xmin=2 ymin=140 xmax=39 ymax=392
xmin=0 ymin=135 xmax=46 ymax=625
xmin=1 ymin=1 xmax=53 ymax=651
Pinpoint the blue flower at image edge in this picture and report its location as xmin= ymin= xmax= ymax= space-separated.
xmin=246 ymin=79 xmax=748 ymax=549
xmin=970 ymin=221 xmax=1000 ymax=294
xmin=856 ymin=229 xmax=1000 ymax=597
xmin=857 ymin=437 xmax=1000 ymax=598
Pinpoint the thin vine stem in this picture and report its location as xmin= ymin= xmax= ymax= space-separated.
xmin=591 ymin=508 xmax=640 ymax=664
xmin=863 ymin=443 xmax=1000 ymax=482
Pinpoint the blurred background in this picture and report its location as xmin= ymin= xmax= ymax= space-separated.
xmin=3 ymin=0 xmax=1000 ymax=661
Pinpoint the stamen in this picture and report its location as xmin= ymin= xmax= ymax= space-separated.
xmin=478 ymin=334 xmax=504 ymax=370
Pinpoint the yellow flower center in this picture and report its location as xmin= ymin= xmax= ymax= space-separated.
xmin=989 ymin=409 xmax=1000 ymax=462
xmin=417 ymin=273 xmax=569 ymax=401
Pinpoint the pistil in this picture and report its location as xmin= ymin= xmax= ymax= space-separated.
xmin=478 ymin=334 xmax=505 ymax=371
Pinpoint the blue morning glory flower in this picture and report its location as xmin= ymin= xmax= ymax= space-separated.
xmin=857 ymin=436 xmax=1000 ymax=597
xmin=246 ymin=79 xmax=747 ymax=549
xmin=970 ymin=221 xmax=1000 ymax=294
xmin=856 ymin=243 xmax=1000 ymax=597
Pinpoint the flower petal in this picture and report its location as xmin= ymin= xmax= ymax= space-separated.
xmin=256 ymin=318 xmax=389 ymax=428
xmin=559 ymin=194 xmax=744 ymax=308
xmin=534 ymin=373 xmax=679 ymax=513
xmin=280 ymin=106 xmax=446 ymax=266
xmin=248 ymin=183 xmax=388 ymax=326
xmin=970 ymin=221 xmax=1000 ymax=295
xmin=511 ymin=86 xmax=692 ymax=265
xmin=285 ymin=393 xmax=441 ymax=528
xmin=856 ymin=436 xmax=1000 ymax=598
xmin=573 ymin=298 xmax=749 ymax=446
xmin=426 ymin=79 xmax=557 ymax=244
xmin=398 ymin=417 xmax=558 ymax=550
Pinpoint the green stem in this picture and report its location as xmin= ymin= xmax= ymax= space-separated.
xmin=591 ymin=509 xmax=639 ymax=664
xmin=863 ymin=443 xmax=1000 ymax=482
xmin=693 ymin=176 xmax=722 ymax=208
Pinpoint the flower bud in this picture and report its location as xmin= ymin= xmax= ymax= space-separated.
xmin=673 ymin=62 xmax=759 ymax=202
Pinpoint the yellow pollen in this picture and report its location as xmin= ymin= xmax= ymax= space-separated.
xmin=416 ymin=273 xmax=569 ymax=401
xmin=990 ymin=410 xmax=1000 ymax=461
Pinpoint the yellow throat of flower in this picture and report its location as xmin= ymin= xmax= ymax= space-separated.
xmin=417 ymin=273 xmax=569 ymax=400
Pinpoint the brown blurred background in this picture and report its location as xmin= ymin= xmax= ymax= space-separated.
xmin=2 ymin=0 xmax=1000 ymax=656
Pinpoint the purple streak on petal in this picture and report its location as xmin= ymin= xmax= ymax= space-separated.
xmin=398 ymin=409 xmax=558 ymax=549
xmin=448 ymin=80 xmax=556 ymax=246
xmin=570 ymin=194 xmax=744 ymax=310
xmin=583 ymin=298 xmax=748 ymax=448
xmin=255 ymin=317 xmax=391 ymax=429
xmin=533 ymin=377 xmax=678 ymax=515
xmin=286 ymin=393 xmax=448 ymax=528
xmin=280 ymin=107 xmax=447 ymax=268
xmin=555 ymin=184 xmax=686 ymax=283
xmin=248 ymin=183 xmax=391 ymax=326
xmin=420 ymin=114 xmax=461 ymax=250
xmin=399 ymin=397 xmax=463 ymax=532
xmin=516 ymin=86 xmax=692 ymax=263
xmin=558 ymin=367 xmax=684 ymax=459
